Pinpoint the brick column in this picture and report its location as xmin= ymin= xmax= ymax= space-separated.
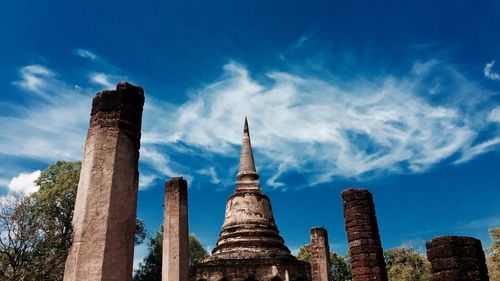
xmin=426 ymin=236 xmax=489 ymax=281
xmin=341 ymin=188 xmax=388 ymax=281
xmin=163 ymin=177 xmax=189 ymax=281
xmin=310 ymin=227 xmax=332 ymax=281
xmin=64 ymin=82 xmax=144 ymax=281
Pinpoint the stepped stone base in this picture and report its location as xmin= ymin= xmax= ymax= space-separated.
xmin=190 ymin=257 xmax=311 ymax=281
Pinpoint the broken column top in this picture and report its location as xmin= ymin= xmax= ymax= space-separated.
xmin=90 ymin=82 xmax=145 ymax=148
xmin=166 ymin=177 xmax=188 ymax=190
xmin=426 ymin=235 xmax=489 ymax=281
xmin=426 ymin=235 xmax=483 ymax=248
xmin=91 ymin=82 xmax=144 ymax=115
xmin=341 ymin=188 xmax=371 ymax=197
xmin=311 ymin=227 xmax=328 ymax=235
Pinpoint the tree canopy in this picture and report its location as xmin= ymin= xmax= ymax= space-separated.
xmin=384 ymin=247 xmax=429 ymax=281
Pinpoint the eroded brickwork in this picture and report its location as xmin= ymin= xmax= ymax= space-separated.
xmin=163 ymin=177 xmax=189 ymax=281
xmin=310 ymin=227 xmax=331 ymax=281
xmin=426 ymin=236 xmax=489 ymax=281
xmin=63 ymin=82 xmax=144 ymax=281
xmin=341 ymin=189 xmax=388 ymax=281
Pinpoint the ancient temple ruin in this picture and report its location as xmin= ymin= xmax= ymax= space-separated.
xmin=64 ymin=83 xmax=491 ymax=281
xmin=190 ymin=118 xmax=311 ymax=281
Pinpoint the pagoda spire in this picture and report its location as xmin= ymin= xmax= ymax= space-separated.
xmin=236 ymin=117 xmax=260 ymax=190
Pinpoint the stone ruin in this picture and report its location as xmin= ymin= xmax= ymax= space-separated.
xmin=310 ymin=228 xmax=332 ymax=281
xmin=189 ymin=118 xmax=311 ymax=281
xmin=64 ymin=82 xmax=144 ymax=281
xmin=426 ymin=236 xmax=489 ymax=281
xmin=63 ymin=83 xmax=490 ymax=281
xmin=341 ymin=189 xmax=388 ymax=281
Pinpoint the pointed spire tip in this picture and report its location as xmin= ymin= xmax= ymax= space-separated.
xmin=244 ymin=117 xmax=249 ymax=134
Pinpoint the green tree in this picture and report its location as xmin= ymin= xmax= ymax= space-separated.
xmin=0 ymin=193 xmax=42 ymax=281
xmin=487 ymin=228 xmax=500 ymax=280
xmin=29 ymin=161 xmax=82 ymax=280
xmin=134 ymin=229 xmax=209 ymax=281
xmin=296 ymin=244 xmax=351 ymax=281
xmin=134 ymin=231 xmax=163 ymax=281
xmin=384 ymin=247 xmax=429 ymax=281
xmin=189 ymin=235 xmax=209 ymax=265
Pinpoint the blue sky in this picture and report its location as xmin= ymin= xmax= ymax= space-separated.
xmin=1 ymin=0 xmax=499 ymax=267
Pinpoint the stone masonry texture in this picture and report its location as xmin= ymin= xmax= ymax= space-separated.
xmin=63 ymin=82 xmax=144 ymax=281
xmin=310 ymin=227 xmax=332 ymax=281
xmin=341 ymin=188 xmax=388 ymax=281
xmin=426 ymin=236 xmax=489 ymax=281
xmin=163 ymin=177 xmax=189 ymax=281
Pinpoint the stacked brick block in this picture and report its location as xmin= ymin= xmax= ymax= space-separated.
xmin=341 ymin=188 xmax=388 ymax=281
xmin=426 ymin=236 xmax=489 ymax=281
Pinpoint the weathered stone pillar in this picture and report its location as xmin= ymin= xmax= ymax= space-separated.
xmin=64 ymin=82 xmax=144 ymax=281
xmin=163 ymin=177 xmax=189 ymax=281
xmin=341 ymin=188 xmax=388 ymax=281
xmin=310 ymin=227 xmax=332 ymax=281
xmin=426 ymin=236 xmax=489 ymax=281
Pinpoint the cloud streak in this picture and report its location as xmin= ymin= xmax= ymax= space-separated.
xmin=484 ymin=60 xmax=500 ymax=81
xmin=3 ymin=58 xmax=499 ymax=190
xmin=148 ymin=61 xmax=497 ymax=187
xmin=74 ymin=48 xmax=98 ymax=61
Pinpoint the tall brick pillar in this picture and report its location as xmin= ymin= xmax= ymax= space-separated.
xmin=341 ymin=188 xmax=388 ymax=281
xmin=64 ymin=82 xmax=144 ymax=281
xmin=426 ymin=236 xmax=489 ymax=281
xmin=310 ymin=227 xmax=332 ymax=281
xmin=163 ymin=177 xmax=189 ymax=281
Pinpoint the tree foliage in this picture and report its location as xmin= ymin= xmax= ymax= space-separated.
xmin=384 ymin=247 xmax=430 ymax=281
xmin=296 ymin=244 xmax=351 ymax=281
xmin=487 ymin=227 xmax=500 ymax=280
xmin=0 ymin=193 xmax=42 ymax=281
xmin=134 ymin=229 xmax=209 ymax=281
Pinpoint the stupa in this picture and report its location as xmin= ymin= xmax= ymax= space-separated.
xmin=190 ymin=118 xmax=311 ymax=281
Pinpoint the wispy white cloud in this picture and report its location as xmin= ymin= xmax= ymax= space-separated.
xmin=484 ymin=60 xmax=500 ymax=81
xmin=197 ymin=167 xmax=221 ymax=184
xmin=147 ymin=61 xmax=497 ymax=187
xmin=454 ymin=137 xmax=500 ymax=164
xmin=489 ymin=106 xmax=500 ymax=122
xmin=89 ymin=72 xmax=115 ymax=89
xmin=138 ymin=174 xmax=158 ymax=191
xmin=2 ymin=65 xmax=90 ymax=161
xmin=7 ymin=170 xmax=41 ymax=195
xmin=4 ymin=58 xmax=499 ymax=191
xmin=12 ymin=65 xmax=55 ymax=98
xmin=3 ymin=64 xmax=178 ymax=191
xmin=74 ymin=48 xmax=98 ymax=61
